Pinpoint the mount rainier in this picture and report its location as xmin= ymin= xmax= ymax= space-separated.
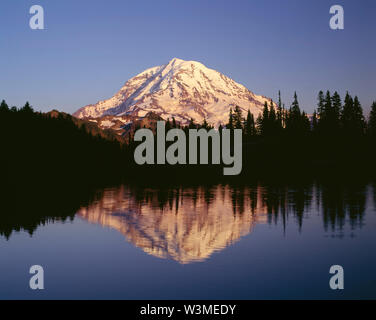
xmin=73 ymin=58 xmax=274 ymax=129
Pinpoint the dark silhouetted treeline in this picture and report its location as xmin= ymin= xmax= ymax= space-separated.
xmin=0 ymin=100 xmax=130 ymax=186
xmin=1 ymin=92 xmax=376 ymax=187
xmin=226 ymin=91 xmax=376 ymax=177
xmin=0 ymin=100 xmax=133 ymax=237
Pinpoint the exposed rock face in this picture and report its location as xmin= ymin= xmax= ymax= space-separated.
xmin=73 ymin=58 xmax=274 ymax=128
xmin=77 ymin=185 xmax=268 ymax=264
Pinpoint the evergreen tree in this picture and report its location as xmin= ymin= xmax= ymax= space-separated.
xmin=277 ymin=91 xmax=283 ymax=131
xmin=317 ymin=90 xmax=325 ymax=118
xmin=291 ymin=92 xmax=300 ymax=114
xmin=227 ymin=107 xmax=234 ymax=129
xmin=0 ymin=100 xmax=9 ymax=113
xmin=321 ymin=91 xmax=333 ymax=133
xmin=323 ymin=90 xmax=332 ymax=120
xmin=301 ymin=111 xmax=311 ymax=133
xmin=285 ymin=92 xmax=300 ymax=133
xmin=269 ymin=100 xmax=281 ymax=135
xmin=278 ymin=90 xmax=282 ymax=110
xmin=353 ymin=96 xmax=365 ymax=135
xmin=316 ymin=90 xmax=341 ymax=135
xmin=312 ymin=110 xmax=318 ymax=132
xmin=257 ymin=101 xmax=269 ymax=136
xmin=341 ymin=92 xmax=365 ymax=136
xmin=166 ymin=118 xmax=171 ymax=131
xmin=285 ymin=92 xmax=309 ymax=136
xmin=269 ymin=101 xmax=276 ymax=124
xmin=20 ymin=101 xmax=33 ymax=113
xmin=233 ymin=105 xmax=243 ymax=129
xmin=368 ymin=101 xmax=376 ymax=137
xmin=341 ymin=91 xmax=354 ymax=133
xmin=189 ymin=118 xmax=196 ymax=129
xmin=245 ymin=109 xmax=255 ymax=137
xmin=282 ymin=103 xmax=286 ymax=128
xmin=331 ymin=91 xmax=342 ymax=125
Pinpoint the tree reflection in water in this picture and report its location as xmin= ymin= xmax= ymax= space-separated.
xmin=75 ymin=181 xmax=371 ymax=263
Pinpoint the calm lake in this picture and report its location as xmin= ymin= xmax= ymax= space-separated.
xmin=1 ymin=180 xmax=376 ymax=299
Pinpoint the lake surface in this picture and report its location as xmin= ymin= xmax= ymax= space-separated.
xmin=1 ymin=181 xmax=376 ymax=299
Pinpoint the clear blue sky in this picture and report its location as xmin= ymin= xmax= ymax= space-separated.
xmin=0 ymin=0 xmax=375 ymax=115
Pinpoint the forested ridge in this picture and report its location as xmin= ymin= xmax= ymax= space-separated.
xmin=1 ymin=90 xmax=376 ymax=186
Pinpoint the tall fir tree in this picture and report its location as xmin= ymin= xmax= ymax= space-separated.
xmin=285 ymin=92 xmax=310 ymax=136
xmin=323 ymin=90 xmax=332 ymax=123
xmin=353 ymin=96 xmax=365 ymax=135
xmin=317 ymin=90 xmax=325 ymax=119
xmin=277 ymin=91 xmax=283 ymax=131
xmin=20 ymin=101 xmax=33 ymax=113
xmin=0 ymin=100 xmax=9 ymax=112
xmin=331 ymin=91 xmax=342 ymax=124
xmin=233 ymin=105 xmax=243 ymax=129
xmin=278 ymin=90 xmax=282 ymax=110
xmin=282 ymin=103 xmax=286 ymax=128
xmin=166 ymin=118 xmax=171 ymax=131
xmin=227 ymin=107 xmax=234 ymax=129
xmin=269 ymin=101 xmax=276 ymax=123
xmin=245 ymin=109 xmax=255 ymax=137
xmin=368 ymin=101 xmax=376 ymax=137
xmin=341 ymin=91 xmax=354 ymax=133
xmin=291 ymin=92 xmax=300 ymax=114
xmin=341 ymin=92 xmax=365 ymax=136
xmin=257 ymin=101 xmax=269 ymax=136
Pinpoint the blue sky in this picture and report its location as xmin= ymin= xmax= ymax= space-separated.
xmin=0 ymin=0 xmax=375 ymax=115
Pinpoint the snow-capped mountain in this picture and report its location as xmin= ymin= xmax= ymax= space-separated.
xmin=73 ymin=58 xmax=274 ymax=128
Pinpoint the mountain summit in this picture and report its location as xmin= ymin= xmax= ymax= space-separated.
xmin=73 ymin=58 xmax=273 ymax=127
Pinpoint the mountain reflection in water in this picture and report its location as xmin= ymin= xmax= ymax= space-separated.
xmin=77 ymin=182 xmax=371 ymax=264
xmin=78 ymin=185 xmax=268 ymax=263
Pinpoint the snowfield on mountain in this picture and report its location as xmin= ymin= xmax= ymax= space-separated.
xmin=73 ymin=58 xmax=274 ymax=128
